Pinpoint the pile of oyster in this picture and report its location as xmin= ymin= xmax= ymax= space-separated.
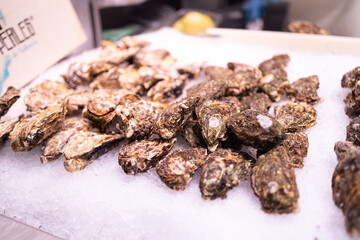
xmin=0 ymin=36 xmax=320 ymax=214
xmin=333 ymin=66 xmax=360 ymax=235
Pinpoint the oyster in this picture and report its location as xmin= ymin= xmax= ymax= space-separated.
xmin=67 ymin=91 xmax=93 ymax=114
xmin=177 ymin=63 xmax=203 ymax=79
xmin=84 ymin=89 xmax=138 ymax=132
xmin=259 ymin=68 xmax=291 ymax=102
xmin=226 ymin=70 xmax=262 ymax=96
xmin=0 ymin=116 xmax=22 ymax=148
xmin=156 ymin=96 xmax=199 ymax=139
xmin=200 ymin=149 xmax=252 ymax=200
xmin=116 ymin=99 xmax=167 ymax=139
xmin=346 ymin=116 xmax=360 ymax=146
xmin=287 ymin=75 xmax=320 ymax=104
xmin=274 ymin=102 xmax=317 ymax=132
xmin=344 ymin=91 xmax=360 ymax=118
xmin=134 ymin=49 xmax=176 ymax=70
xmin=90 ymin=67 xmax=122 ymax=90
xmin=341 ymin=66 xmax=360 ymax=88
xmin=156 ymin=148 xmax=207 ymax=191
xmin=239 ymin=93 xmax=272 ymax=112
xmin=332 ymin=141 xmax=360 ymax=234
xmin=187 ymin=79 xmax=227 ymax=104
xmin=182 ymin=116 xmax=207 ymax=148
xmin=280 ymin=132 xmax=309 ymax=168
xmin=0 ymin=87 xmax=20 ymax=118
xmin=288 ymin=21 xmax=330 ymax=35
xmin=24 ymin=81 xmax=74 ymax=112
xmin=258 ymin=54 xmax=290 ymax=76
xmin=118 ymin=138 xmax=177 ymax=175
xmin=62 ymin=132 xmax=123 ymax=172
xmin=227 ymin=62 xmax=262 ymax=76
xmin=62 ymin=60 xmax=113 ymax=88
xmin=100 ymin=36 xmax=148 ymax=65
xmin=251 ymin=146 xmax=299 ymax=213
xmin=227 ymin=109 xmax=285 ymax=151
xmin=196 ymin=99 xmax=240 ymax=152
xmin=204 ymin=66 xmax=233 ymax=81
xmin=147 ymin=75 xmax=188 ymax=103
xmin=10 ymin=99 xmax=68 ymax=151
xmin=40 ymin=118 xmax=94 ymax=164
xmin=118 ymin=65 xmax=147 ymax=94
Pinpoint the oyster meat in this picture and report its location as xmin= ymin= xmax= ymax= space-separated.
xmin=200 ymin=149 xmax=252 ymax=200
xmin=156 ymin=148 xmax=207 ymax=191
xmin=10 ymin=100 xmax=68 ymax=151
xmin=118 ymin=138 xmax=177 ymax=175
xmin=251 ymin=146 xmax=299 ymax=213
xmin=0 ymin=86 xmax=20 ymax=118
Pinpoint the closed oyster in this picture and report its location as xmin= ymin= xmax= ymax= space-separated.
xmin=280 ymin=132 xmax=309 ymax=168
xmin=259 ymin=68 xmax=291 ymax=102
xmin=226 ymin=69 xmax=262 ymax=96
xmin=116 ymin=99 xmax=167 ymax=139
xmin=258 ymin=54 xmax=290 ymax=76
xmin=100 ymin=36 xmax=148 ymax=65
xmin=0 ymin=87 xmax=20 ymax=118
xmin=332 ymin=141 xmax=360 ymax=234
xmin=341 ymin=66 xmax=360 ymax=88
xmin=118 ymin=138 xmax=177 ymax=175
xmin=251 ymin=146 xmax=299 ymax=213
xmin=134 ymin=49 xmax=176 ymax=70
xmin=200 ymin=149 xmax=252 ymax=200
xmin=10 ymin=100 xmax=68 ymax=151
xmin=62 ymin=60 xmax=113 ymax=88
xmin=24 ymin=81 xmax=74 ymax=112
xmin=84 ymin=89 xmax=139 ymax=132
xmin=196 ymin=99 xmax=240 ymax=152
xmin=0 ymin=116 xmax=22 ymax=148
xmin=177 ymin=63 xmax=203 ymax=79
xmin=147 ymin=75 xmax=188 ymax=103
xmin=90 ymin=67 xmax=122 ymax=90
xmin=346 ymin=116 xmax=360 ymax=146
xmin=156 ymin=148 xmax=207 ymax=191
xmin=227 ymin=62 xmax=262 ymax=75
xmin=118 ymin=65 xmax=146 ymax=94
xmin=62 ymin=132 xmax=123 ymax=172
xmin=274 ymin=102 xmax=317 ymax=132
xmin=227 ymin=109 xmax=285 ymax=151
xmin=286 ymin=75 xmax=320 ymax=105
xmin=67 ymin=91 xmax=93 ymax=114
xmin=40 ymin=118 xmax=94 ymax=164
xmin=182 ymin=116 xmax=207 ymax=148
xmin=156 ymin=96 xmax=199 ymax=139
xmin=187 ymin=79 xmax=227 ymax=104
xmin=239 ymin=93 xmax=272 ymax=112
xmin=288 ymin=21 xmax=330 ymax=35
xmin=204 ymin=66 xmax=233 ymax=81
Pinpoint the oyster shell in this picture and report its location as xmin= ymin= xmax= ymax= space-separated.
xmin=288 ymin=21 xmax=330 ymax=35
xmin=118 ymin=138 xmax=177 ymax=175
xmin=40 ymin=118 xmax=94 ymax=164
xmin=251 ymin=146 xmax=299 ymax=213
xmin=258 ymin=54 xmax=290 ymax=76
xmin=196 ymin=99 xmax=240 ymax=152
xmin=90 ymin=67 xmax=122 ymax=90
xmin=63 ymin=132 xmax=123 ymax=172
xmin=274 ymin=102 xmax=317 ymax=132
xmin=116 ymin=99 xmax=167 ymax=139
xmin=226 ymin=69 xmax=262 ymax=96
xmin=147 ymin=75 xmax=188 ymax=103
xmin=239 ymin=93 xmax=272 ymax=112
xmin=0 ymin=115 xmax=22 ymax=148
xmin=10 ymin=99 xmax=68 ymax=151
xmin=259 ymin=68 xmax=291 ymax=102
xmin=280 ymin=132 xmax=309 ymax=168
xmin=200 ymin=149 xmax=252 ymax=200
xmin=182 ymin=116 xmax=207 ymax=148
xmin=286 ymin=75 xmax=320 ymax=105
xmin=156 ymin=148 xmax=207 ymax=191
xmin=67 ymin=91 xmax=93 ymax=114
xmin=187 ymin=79 xmax=227 ymax=105
xmin=134 ymin=49 xmax=176 ymax=70
xmin=177 ymin=63 xmax=203 ymax=79
xmin=227 ymin=109 xmax=285 ymax=151
xmin=0 ymin=87 xmax=20 ymax=118
xmin=155 ymin=96 xmax=199 ymax=139
xmin=204 ymin=66 xmax=233 ymax=81
xmin=341 ymin=66 xmax=360 ymax=88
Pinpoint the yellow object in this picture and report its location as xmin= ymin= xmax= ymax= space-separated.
xmin=173 ymin=11 xmax=215 ymax=35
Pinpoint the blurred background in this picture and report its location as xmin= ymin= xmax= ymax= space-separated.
xmin=70 ymin=0 xmax=360 ymax=54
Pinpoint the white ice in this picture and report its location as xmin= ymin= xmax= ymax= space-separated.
xmin=0 ymin=28 xmax=359 ymax=240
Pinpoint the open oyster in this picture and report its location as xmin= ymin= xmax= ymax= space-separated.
xmin=0 ymin=87 xmax=20 ymax=118
xmin=10 ymin=99 xmax=68 ymax=151
xmin=118 ymin=138 xmax=177 ymax=175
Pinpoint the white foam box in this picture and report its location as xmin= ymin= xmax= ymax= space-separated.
xmin=1 ymin=27 xmax=360 ymax=240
